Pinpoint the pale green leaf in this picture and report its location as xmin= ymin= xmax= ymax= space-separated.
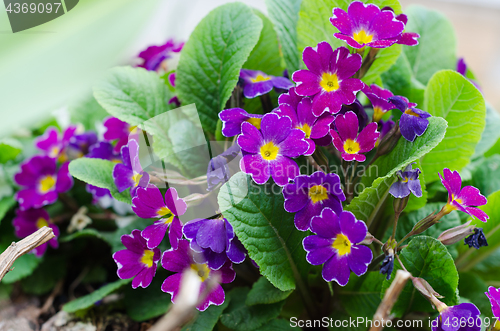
xmin=246 ymin=277 xmax=293 ymax=306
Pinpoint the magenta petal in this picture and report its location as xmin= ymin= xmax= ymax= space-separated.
xmin=347 ymin=245 xmax=372 ymax=276
xmin=132 ymin=264 xmax=157 ymax=289
xmin=443 ymin=168 xmax=462 ymax=197
xmin=132 ymin=186 xmax=166 ymax=218
xmin=302 ymin=45 xmax=325 ymax=75
xmin=161 ymin=240 xmax=192 ymax=272
xmin=312 ymin=91 xmax=343 ymax=116
xmin=240 ymin=154 xmax=270 ymax=185
xmin=238 ymin=122 xmax=264 ymax=154
xmin=261 ymin=113 xmax=292 ymax=144
xmin=397 ymin=32 xmax=419 ymax=46
xmin=369 ymin=11 xmax=404 ymax=40
xmin=348 ymin=1 xmax=380 ymax=28
xmin=169 ymin=217 xmax=183 ymax=249
xmin=334 ymin=47 xmax=362 ymax=80
xmin=357 ymin=122 xmax=379 ymax=152
xmin=142 ymin=221 xmax=169 ymax=249
xmin=197 ymin=283 xmax=225 ymax=311
xmin=165 ymin=187 xmax=187 ymax=216
xmin=161 ymin=273 xmax=182 ymax=299
xmin=323 ymin=253 xmax=350 ymax=286
xmin=55 ymin=162 xmax=73 ymax=193
xmin=270 ymin=156 xmax=299 ymax=186
xmin=113 ymin=164 xmax=134 ymax=193
xmin=456 ymin=186 xmax=487 ymax=207
xmin=330 ymin=7 xmax=353 ymax=35
xmin=336 ymin=111 xmax=359 ymax=141
xmin=293 ymin=70 xmax=321 ymax=96
xmin=465 ymin=207 xmax=489 ymax=223
xmin=278 ymin=129 xmax=308 ymax=157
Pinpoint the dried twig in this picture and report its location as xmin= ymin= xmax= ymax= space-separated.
xmin=0 ymin=226 xmax=55 ymax=282
xmin=369 ymin=269 xmax=411 ymax=331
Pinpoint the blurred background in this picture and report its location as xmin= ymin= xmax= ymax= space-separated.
xmin=0 ymin=0 xmax=499 ymax=137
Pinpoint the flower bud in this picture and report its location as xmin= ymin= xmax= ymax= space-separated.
xmin=393 ymin=195 xmax=410 ymax=214
xmin=360 ymin=232 xmax=375 ymax=245
xmin=409 ymin=211 xmax=438 ymax=236
xmin=380 ymin=252 xmax=394 ymax=280
xmin=412 ymin=277 xmax=444 ymax=309
xmin=438 ymin=220 xmax=474 ymax=245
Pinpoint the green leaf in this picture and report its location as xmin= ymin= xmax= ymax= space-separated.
xmin=63 ymin=278 xmax=131 ymax=313
xmin=99 ymin=218 xmax=152 ymax=253
xmin=361 ymin=117 xmax=447 ymax=187
xmin=362 ymin=44 xmax=402 ymax=86
xmin=458 ymin=272 xmax=493 ymax=318
xmin=59 ymin=228 xmax=109 ymax=243
xmin=402 ymin=5 xmax=457 ymax=85
xmin=456 ymin=190 xmax=500 ymax=272
xmin=0 ymin=196 xmax=16 ymax=226
xmin=255 ymin=319 xmax=296 ymax=331
xmin=0 ymin=138 xmax=22 ymax=163
xmin=297 ymin=0 xmax=401 ymax=54
xmin=124 ymin=274 xmax=171 ymax=322
xmin=220 ymin=287 xmax=285 ymax=331
xmin=1 ymin=253 xmax=42 ymax=284
xmin=470 ymin=155 xmax=500 ymax=197
xmin=20 ymin=255 xmax=66 ymax=295
xmin=69 ymin=94 xmax=109 ymax=131
xmin=244 ymin=11 xmax=284 ymax=77
xmin=93 ymin=66 xmax=174 ymax=126
xmin=176 ymin=3 xmax=263 ymax=133
xmin=338 ymin=272 xmax=386 ymax=319
xmin=68 ymin=158 xmax=131 ymax=204
xmin=473 ymin=103 xmax=500 ymax=159
xmin=181 ymin=299 xmax=230 ymax=331
xmin=265 ymin=0 xmax=302 ymax=74
xmin=218 ymin=172 xmax=309 ymax=291
xmin=422 ymin=70 xmax=486 ymax=182
xmin=381 ymin=236 xmax=459 ymax=317
xmin=246 ymin=277 xmax=293 ymax=306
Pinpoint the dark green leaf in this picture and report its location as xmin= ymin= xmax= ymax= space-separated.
xmin=1 ymin=253 xmax=42 ymax=284
xmin=246 ymin=277 xmax=293 ymax=306
xmin=124 ymin=274 xmax=171 ymax=322
xmin=181 ymin=299 xmax=230 ymax=331
xmin=338 ymin=272 xmax=386 ymax=319
xmin=0 ymin=196 xmax=16 ymax=226
xmin=63 ymin=279 xmax=130 ymax=313
xmin=20 ymin=255 xmax=66 ymax=295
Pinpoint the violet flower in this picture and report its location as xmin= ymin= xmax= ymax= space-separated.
xmin=183 ymin=217 xmax=246 ymax=270
xmin=237 ymin=113 xmax=309 ymax=186
xmin=103 ymin=117 xmax=139 ymax=153
xmin=337 ymin=100 xmax=369 ymax=131
xmin=167 ymin=72 xmax=181 ymax=107
xmin=464 ymin=228 xmax=488 ymax=249
xmin=330 ymin=111 xmax=379 ymax=162
xmin=113 ymin=140 xmax=150 ymax=196
xmin=377 ymin=117 xmax=395 ymax=146
xmin=283 ymin=171 xmax=345 ymax=231
xmin=293 ymin=43 xmax=364 ymax=116
xmin=87 ymin=141 xmax=121 ymax=162
xmin=330 ymin=1 xmax=418 ymax=49
xmin=431 ymin=302 xmax=481 ymax=331
xmin=239 ymin=69 xmax=294 ymax=99
xmin=389 ymin=96 xmax=431 ymax=142
xmin=219 ymin=108 xmax=263 ymax=137
xmin=14 ymin=156 xmax=73 ymax=210
xmin=113 ymin=229 xmax=161 ymax=289
xmin=12 ymin=208 xmax=59 ymax=257
xmin=34 ymin=125 xmax=77 ymax=161
xmin=161 ymin=239 xmax=236 ymax=311
xmin=383 ymin=8 xmax=420 ymax=46
xmin=137 ymin=39 xmax=184 ymax=71
xmin=389 ymin=163 xmax=422 ymax=198
xmin=380 ymin=254 xmax=394 ymax=280
xmin=132 ymin=185 xmax=187 ymax=249
xmin=206 ymin=144 xmax=241 ymax=192
xmin=439 ymin=168 xmax=488 ymax=222
xmin=362 ymin=84 xmax=395 ymax=122
xmin=303 ymin=208 xmax=372 ymax=286
xmin=485 ymin=287 xmax=500 ymax=330
xmin=275 ymin=96 xmax=334 ymax=155
xmin=457 ymin=58 xmax=481 ymax=91
xmin=278 ymin=86 xmax=304 ymax=109
xmin=66 ymin=131 xmax=98 ymax=158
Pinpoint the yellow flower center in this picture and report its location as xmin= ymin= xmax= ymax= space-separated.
xmin=250 ymin=74 xmax=271 ymax=83
xmin=404 ymin=108 xmax=420 ymax=117
xmin=319 ymin=72 xmax=340 ymax=92
xmin=157 ymin=206 xmax=173 ymax=218
xmin=332 ymin=234 xmax=352 ymax=256
xmin=260 ymin=141 xmax=279 ymax=161
xmin=132 ymin=173 xmax=142 ymax=186
xmin=402 ymin=176 xmax=409 ymax=183
xmin=296 ymin=123 xmax=312 ymax=139
xmin=190 ymin=263 xmax=211 ymax=282
xmin=36 ymin=217 xmax=48 ymax=229
xmin=373 ymin=107 xmax=385 ymax=122
xmin=353 ymin=29 xmax=373 ymax=45
xmin=246 ymin=117 xmax=262 ymax=130
xmin=343 ymin=139 xmax=360 ymax=154
xmin=129 ymin=126 xmax=138 ymax=133
xmin=308 ymin=185 xmax=329 ymax=203
xmin=39 ymin=175 xmax=56 ymax=193
xmin=141 ymin=250 xmax=155 ymax=268
xmin=49 ymin=146 xmax=60 ymax=158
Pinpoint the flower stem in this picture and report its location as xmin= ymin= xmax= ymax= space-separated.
xmin=259 ymin=94 xmax=273 ymax=113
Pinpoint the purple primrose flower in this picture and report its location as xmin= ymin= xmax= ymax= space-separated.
xmin=132 ymin=185 xmax=187 ymax=249
xmin=35 ymin=125 xmax=77 ymax=161
xmin=275 ymin=96 xmax=334 ymax=155
xmin=239 ymin=69 xmax=294 ymax=98
xmin=13 ymin=208 xmax=59 ymax=257
xmin=161 ymin=239 xmax=236 ymax=311
xmin=362 ymin=84 xmax=395 ymax=122
xmin=303 ymin=208 xmax=372 ymax=286
xmin=278 ymin=86 xmax=304 ymax=109
xmin=377 ymin=117 xmax=395 ymax=146
xmin=65 ymin=131 xmax=98 ymax=159
xmin=439 ymin=168 xmax=488 ymax=222
xmin=113 ymin=229 xmax=161 ymax=289
xmin=206 ymin=144 xmax=241 ymax=192
xmin=137 ymin=39 xmax=184 ymax=71
xmin=389 ymin=163 xmax=422 ymax=198
xmin=238 ymin=113 xmax=309 ymax=186
xmin=457 ymin=58 xmax=481 ymax=91
xmin=293 ymin=43 xmax=364 ymax=116
xmin=486 ymin=286 xmax=500 ymax=329
xmin=283 ymin=171 xmax=345 ymax=231
xmin=431 ymin=302 xmax=481 ymax=331
xmin=183 ymin=217 xmax=246 ymax=270
xmin=330 ymin=1 xmax=417 ymax=49
xmin=103 ymin=117 xmax=138 ymax=153
xmin=113 ymin=140 xmax=150 ymax=196
xmin=389 ymin=96 xmax=431 ymax=142
xmin=330 ymin=111 xmax=379 ymax=162
xmin=336 ymin=99 xmax=369 ymax=131
xmin=219 ymin=108 xmax=263 ymax=137
xmin=14 ymin=156 xmax=73 ymax=210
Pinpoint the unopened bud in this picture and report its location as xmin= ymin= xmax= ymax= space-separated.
xmin=360 ymin=232 xmax=375 ymax=245
xmin=393 ymin=195 xmax=410 ymax=214
xmin=438 ymin=221 xmax=474 ymax=245
xmin=382 ymin=238 xmax=397 ymax=255
xmin=410 ymin=211 xmax=439 ymax=236
xmin=376 ymin=123 xmax=401 ymax=156
xmin=412 ymin=277 xmax=445 ymax=310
